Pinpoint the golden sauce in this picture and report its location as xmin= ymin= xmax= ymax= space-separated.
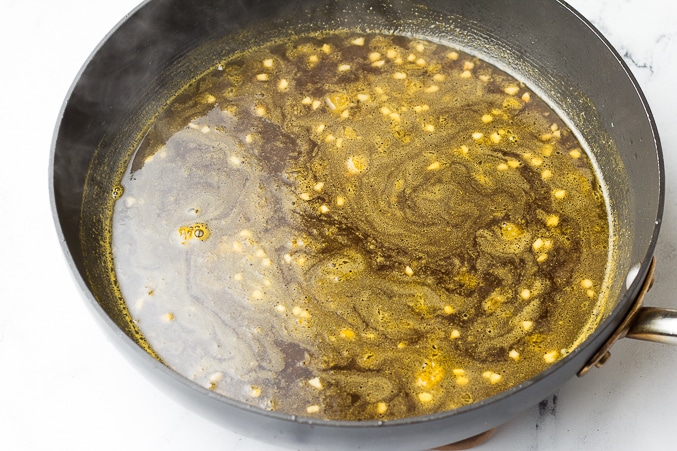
xmin=111 ymin=32 xmax=610 ymax=420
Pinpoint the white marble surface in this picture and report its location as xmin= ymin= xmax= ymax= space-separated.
xmin=1 ymin=0 xmax=676 ymax=449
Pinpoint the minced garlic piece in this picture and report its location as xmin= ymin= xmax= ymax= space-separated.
xmin=553 ymin=189 xmax=567 ymax=199
xmin=533 ymin=238 xmax=544 ymax=251
xmin=503 ymin=85 xmax=520 ymax=95
xmin=346 ymin=155 xmax=367 ymax=174
xmin=546 ymin=215 xmax=559 ymax=227
xmin=580 ymin=279 xmax=593 ymax=289
xmin=340 ymin=328 xmax=356 ymax=340
xmin=308 ymin=377 xmax=323 ymax=389
xmin=482 ymin=371 xmax=502 ymax=384
xmin=418 ymin=392 xmax=433 ymax=403
xmin=250 ymin=386 xmax=262 ymax=398
xmin=544 ymin=350 xmax=559 ymax=363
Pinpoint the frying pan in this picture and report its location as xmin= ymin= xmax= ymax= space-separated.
xmin=49 ymin=0 xmax=677 ymax=449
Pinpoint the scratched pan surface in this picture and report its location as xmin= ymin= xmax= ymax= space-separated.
xmin=50 ymin=0 xmax=662 ymax=449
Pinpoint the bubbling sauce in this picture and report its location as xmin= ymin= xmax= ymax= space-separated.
xmin=112 ymin=33 xmax=611 ymax=421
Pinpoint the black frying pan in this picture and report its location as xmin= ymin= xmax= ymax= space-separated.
xmin=50 ymin=0 xmax=676 ymax=449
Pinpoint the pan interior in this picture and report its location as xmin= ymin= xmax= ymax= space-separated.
xmin=98 ymin=29 xmax=613 ymax=421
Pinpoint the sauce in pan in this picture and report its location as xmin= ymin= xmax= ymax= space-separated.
xmin=111 ymin=32 xmax=611 ymax=420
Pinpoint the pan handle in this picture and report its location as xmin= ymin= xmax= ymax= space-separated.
xmin=625 ymin=307 xmax=677 ymax=345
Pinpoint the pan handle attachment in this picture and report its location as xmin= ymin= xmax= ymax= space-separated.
xmin=578 ymin=257 xmax=663 ymax=376
xmin=626 ymin=307 xmax=677 ymax=345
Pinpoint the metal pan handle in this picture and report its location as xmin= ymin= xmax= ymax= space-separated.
xmin=626 ymin=307 xmax=677 ymax=345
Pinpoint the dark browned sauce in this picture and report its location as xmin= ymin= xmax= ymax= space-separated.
xmin=111 ymin=32 xmax=610 ymax=420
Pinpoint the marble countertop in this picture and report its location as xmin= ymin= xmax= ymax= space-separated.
xmin=2 ymin=0 xmax=676 ymax=449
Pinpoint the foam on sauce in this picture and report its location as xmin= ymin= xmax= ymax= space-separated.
xmin=111 ymin=32 xmax=610 ymax=420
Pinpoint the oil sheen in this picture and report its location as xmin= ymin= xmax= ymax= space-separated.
xmin=111 ymin=32 xmax=610 ymax=421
